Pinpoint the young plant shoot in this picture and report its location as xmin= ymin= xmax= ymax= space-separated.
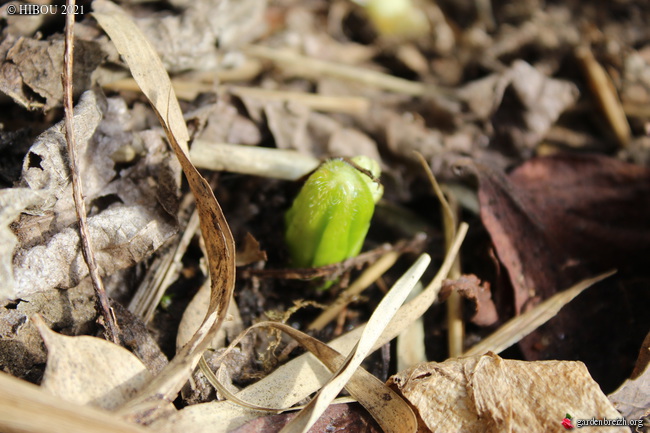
xmin=285 ymin=156 xmax=383 ymax=276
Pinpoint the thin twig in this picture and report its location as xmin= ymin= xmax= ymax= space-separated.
xmin=241 ymin=233 xmax=427 ymax=281
xmin=62 ymin=0 xmax=120 ymax=344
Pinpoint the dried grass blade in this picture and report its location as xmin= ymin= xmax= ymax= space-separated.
xmin=280 ymin=254 xmax=430 ymax=433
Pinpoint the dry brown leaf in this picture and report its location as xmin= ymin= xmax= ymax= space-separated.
xmin=491 ymin=61 xmax=579 ymax=156
xmin=0 ymin=33 xmax=104 ymax=110
xmin=236 ymin=232 xmax=267 ymax=267
xmin=440 ymin=275 xmax=497 ymax=326
xmin=33 ymin=315 xmax=152 ymax=411
xmin=93 ymin=1 xmax=235 ymax=421
xmin=0 ymin=280 xmax=97 ymax=380
xmin=388 ymin=352 xmax=628 ymax=433
xmin=131 ymin=0 xmax=266 ymax=73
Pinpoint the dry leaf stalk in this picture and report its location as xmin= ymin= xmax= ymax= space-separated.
xmin=62 ymin=0 xmax=119 ymax=344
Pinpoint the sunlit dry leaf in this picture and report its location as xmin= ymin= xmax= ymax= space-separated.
xmin=388 ymin=352 xmax=628 ymax=433
xmin=0 ymin=371 xmax=149 ymax=433
xmin=10 ymin=91 xmax=178 ymax=299
xmin=33 ymin=315 xmax=152 ymax=411
xmin=93 ymin=1 xmax=236 ymax=421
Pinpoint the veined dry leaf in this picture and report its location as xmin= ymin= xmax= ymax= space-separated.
xmin=388 ymin=352 xmax=628 ymax=433
xmin=93 ymin=0 xmax=236 ymax=422
xmin=9 ymin=91 xmax=179 ymax=300
xmin=33 ymin=315 xmax=152 ymax=411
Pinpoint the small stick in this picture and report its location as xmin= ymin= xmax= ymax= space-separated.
xmin=415 ymin=152 xmax=463 ymax=357
xmin=575 ymin=46 xmax=631 ymax=148
xmin=62 ymin=0 xmax=120 ymax=344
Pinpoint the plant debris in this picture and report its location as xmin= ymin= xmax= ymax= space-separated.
xmin=0 ymin=0 xmax=649 ymax=431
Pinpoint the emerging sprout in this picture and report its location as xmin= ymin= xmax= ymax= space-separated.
xmin=364 ymin=0 xmax=429 ymax=38
xmin=285 ymin=156 xmax=383 ymax=271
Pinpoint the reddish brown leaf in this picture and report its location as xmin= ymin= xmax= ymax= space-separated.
xmin=474 ymin=154 xmax=650 ymax=314
xmin=471 ymin=154 xmax=650 ymax=374
xmin=440 ymin=275 xmax=498 ymax=326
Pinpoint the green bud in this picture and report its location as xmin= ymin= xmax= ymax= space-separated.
xmin=285 ymin=156 xmax=383 ymax=271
